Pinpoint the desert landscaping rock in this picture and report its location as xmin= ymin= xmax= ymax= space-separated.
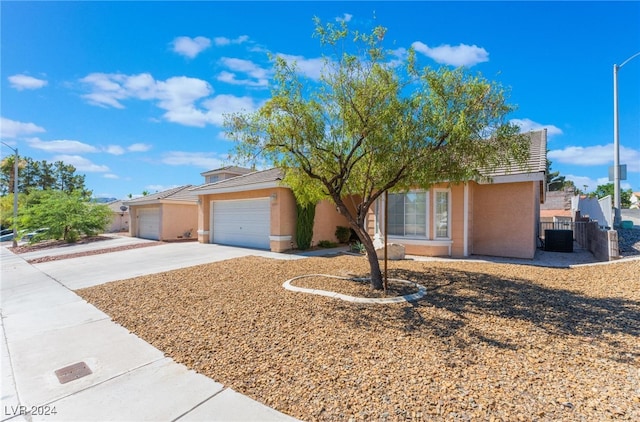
xmin=77 ymin=254 xmax=640 ymax=421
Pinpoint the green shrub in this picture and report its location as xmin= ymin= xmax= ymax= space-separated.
xmin=351 ymin=241 xmax=365 ymax=254
xmin=318 ymin=240 xmax=338 ymax=248
xmin=295 ymin=201 xmax=316 ymax=250
xmin=335 ymin=226 xmax=351 ymax=243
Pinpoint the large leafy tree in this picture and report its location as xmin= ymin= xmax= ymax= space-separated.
xmin=591 ymin=183 xmax=633 ymax=208
xmin=19 ymin=190 xmax=111 ymax=243
xmin=227 ymin=19 xmax=529 ymax=289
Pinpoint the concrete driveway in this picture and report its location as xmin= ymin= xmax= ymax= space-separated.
xmin=27 ymin=236 xmax=303 ymax=290
xmin=1 ymin=237 xmax=302 ymax=422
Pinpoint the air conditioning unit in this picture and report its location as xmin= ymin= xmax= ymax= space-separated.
xmin=544 ymin=229 xmax=573 ymax=253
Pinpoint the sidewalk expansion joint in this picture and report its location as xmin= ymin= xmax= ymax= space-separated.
xmin=172 ymin=386 xmax=229 ymax=421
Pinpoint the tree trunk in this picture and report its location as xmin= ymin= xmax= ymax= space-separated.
xmin=362 ymin=235 xmax=383 ymax=290
xmin=333 ymin=196 xmax=384 ymax=290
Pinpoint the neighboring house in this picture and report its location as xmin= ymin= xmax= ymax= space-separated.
xmin=124 ymin=167 xmax=253 ymax=241
xmin=631 ymin=192 xmax=640 ymax=209
xmin=105 ymin=200 xmax=130 ymax=233
xmin=191 ymin=130 xmax=547 ymax=259
xmin=190 ymin=168 xmax=351 ymax=252
xmin=124 ymin=186 xmax=198 ymax=241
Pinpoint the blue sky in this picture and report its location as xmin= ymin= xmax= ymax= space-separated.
xmin=2 ymin=1 xmax=639 ymax=199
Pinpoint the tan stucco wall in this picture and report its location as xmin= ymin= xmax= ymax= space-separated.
xmin=312 ymin=199 xmax=350 ymax=245
xmin=197 ymin=189 xmax=350 ymax=252
xmin=108 ymin=212 xmax=129 ymax=233
xmin=471 ymin=181 xmax=537 ymax=259
xmin=161 ymin=203 xmax=198 ymax=240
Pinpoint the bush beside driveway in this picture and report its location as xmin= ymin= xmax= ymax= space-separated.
xmin=77 ymin=255 xmax=640 ymax=421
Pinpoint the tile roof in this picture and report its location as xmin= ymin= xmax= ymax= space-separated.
xmin=482 ymin=129 xmax=547 ymax=177
xmin=123 ymin=185 xmax=197 ymax=205
xmin=190 ymin=168 xmax=283 ymax=192
xmin=190 ymin=131 xmax=546 ymax=195
xmin=200 ymin=165 xmax=253 ymax=177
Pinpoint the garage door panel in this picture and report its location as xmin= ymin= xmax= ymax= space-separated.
xmin=212 ymin=199 xmax=270 ymax=249
xmin=138 ymin=208 xmax=160 ymax=240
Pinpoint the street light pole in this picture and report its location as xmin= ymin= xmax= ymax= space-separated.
xmin=613 ymin=51 xmax=640 ymax=226
xmin=1 ymin=142 xmax=19 ymax=247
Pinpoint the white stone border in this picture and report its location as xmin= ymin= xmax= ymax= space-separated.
xmin=283 ymin=274 xmax=427 ymax=304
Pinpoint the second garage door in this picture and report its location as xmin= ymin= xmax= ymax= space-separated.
xmin=137 ymin=207 xmax=161 ymax=240
xmin=211 ymin=198 xmax=271 ymax=249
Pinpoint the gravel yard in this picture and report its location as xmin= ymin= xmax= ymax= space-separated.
xmin=77 ymin=254 xmax=640 ymax=421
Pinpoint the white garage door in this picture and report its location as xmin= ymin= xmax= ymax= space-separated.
xmin=137 ymin=207 xmax=160 ymax=240
xmin=212 ymin=199 xmax=270 ymax=249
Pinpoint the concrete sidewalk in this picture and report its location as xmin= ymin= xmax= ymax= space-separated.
xmin=0 ymin=245 xmax=300 ymax=421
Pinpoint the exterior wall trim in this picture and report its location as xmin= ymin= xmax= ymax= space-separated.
xmin=463 ymin=183 xmax=469 ymax=257
xmin=387 ymin=236 xmax=453 ymax=255
xmin=269 ymin=235 xmax=292 ymax=241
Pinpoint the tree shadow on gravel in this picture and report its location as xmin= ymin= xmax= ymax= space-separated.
xmin=338 ymin=267 xmax=640 ymax=353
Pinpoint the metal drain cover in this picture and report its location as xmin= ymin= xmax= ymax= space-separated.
xmin=55 ymin=362 xmax=92 ymax=384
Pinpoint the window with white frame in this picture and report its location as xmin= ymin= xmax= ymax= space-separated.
xmin=380 ymin=189 xmax=450 ymax=240
xmin=434 ymin=189 xmax=450 ymax=239
xmin=387 ymin=191 xmax=428 ymax=238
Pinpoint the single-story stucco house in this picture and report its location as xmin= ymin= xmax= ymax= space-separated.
xmin=124 ymin=185 xmax=198 ymax=241
xmin=124 ymin=166 xmax=253 ymax=241
xmin=191 ymin=129 xmax=548 ymax=259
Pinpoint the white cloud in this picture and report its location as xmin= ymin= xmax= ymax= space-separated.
xmin=277 ymin=54 xmax=326 ymax=80
xmin=1 ymin=117 xmax=46 ymax=138
xmin=52 ymin=155 xmax=109 ymax=172
xmin=202 ymin=94 xmax=259 ymax=126
xmin=510 ymin=118 xmax=563 ymax=136
xmin=155 ymin=76 xmax=213 ymax=127
xmin=81 ymin=72 xmax=261 ymax=127
xmin=103 ymin=174 xmax=119 ymax=179
xmin=171 ymin=36 xmax=211 ymax=59
xmin=213 ymin=35 xmax=249 ymax=46
xmin=412 ymin=41 xmax=489 ymax=67
xmin=27 ymin=138 xmax=98 ymax=154
xmin=548 ymin=144 xmax=639 ymax=172
xmin=8 ymin=74 xmax=48 ymax=90
xmin=105 ymin=145 xmax=125 ymax=155
xmin=80 ymin=73 xmax=129 ymax=108
xmin=565 ymin=174 xmax=598 ymax=193
xmin=336 ymin=13 xmax=353 ymax=22
xmin=161 ymin=151 xmax=226 ymax=169
xmin=217 ymin=58 xmax=269 ymax=87
xmin=128 ymin=143 xmax=152 ymax=152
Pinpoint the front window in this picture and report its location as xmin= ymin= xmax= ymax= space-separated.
xmin=434 ymin=189 xmax=450 ymax=239
xmin=381 ymin=189 xmax=450 ymax=240
xmin=387 ymin=191 xmax=428 ymax=238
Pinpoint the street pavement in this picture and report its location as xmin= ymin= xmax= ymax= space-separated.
xmin=1 ymin=237 xmax=301 ymax=422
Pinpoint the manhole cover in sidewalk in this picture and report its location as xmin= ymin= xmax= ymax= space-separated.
xmin=54 ymin=362 xmax=92 ymax=384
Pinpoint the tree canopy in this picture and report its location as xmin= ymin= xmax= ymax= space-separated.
xmin=591 ymin=183 xmax=633 ymax=208
xmin=1 ymin=156 xmax=88 ymax=196
xmin=19 ymin=190 xmax=111 ymax=243
xmin=226 ymin=18 xmax=530 ymax=289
